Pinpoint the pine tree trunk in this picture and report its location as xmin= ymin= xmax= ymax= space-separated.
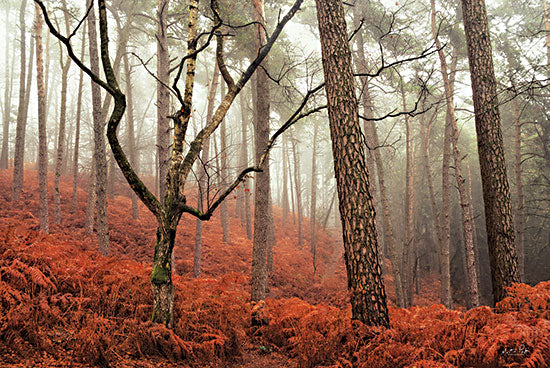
xmin=85 ymin=158 xmax=96 ymax=235
xmin=282 ymin=135 xmax=290 ymax=226
xmin=310 ymin=123 xmax=318 ymax=273
xmin=238 ymin=91 xmax=253 ymax=239
xmin=290 ymin=132 xmax=303 ymax=248
xmin=513 ymin=99 xmax=525 ymax=281
xmin=157 ymin=0 xmax=171 ymax=203
xmin=315 ymin=0 xmax=389 ymax=327
xmin=12 ymin=0 xmax=33 ymax=203
xmin=220 ymin=81 xmax=230 ymax=243
xmin=35 ymin=3 xmax=49 ymax=234
xmin=194 ymin=62 xmax=219 ymax=277
xmin=460 ymin=0 xmax=519 ymax=304
xmin=88 ymin=0 xmax=109 ymax=255
xmin=251 ymin=0 xmax=273 ymax=301
xmin=0 ymin=5 xmax=11 ymax=169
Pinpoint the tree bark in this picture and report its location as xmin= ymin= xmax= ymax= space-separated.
xmin=315 ymin=0 xmax=389 ymax=327
xmin=460 ymin=0 xmax=520 ymax=304
xmin=0 ymin=5 xmax=11 ymax=169
xmin=290 ymin=131 xmax=303 ymax=248
xmin=157 ymin=0 xmax=171 ymax=203
xmin=54 ymin=1 xmax=71 ymax=225
xmin=282 ymin=134 xmax=290 ymax=226
xmin=35 ymin=3 xmax=49 ymax=233
xmin=12 ymin=0 xmax=33 ymax=203
xmin=238 ymin=90 xmax=253 ymax=239
xmin=310 ymin=123 xmax=318 ymax=273
xmin=513 ymin=98 xmax=525 ymax=281
xmin=194 ymin=62 xmax=219 ymax=277
xmin=251 ymin=0 xmax=272 ymax=301
xmin=71 ymin=26 xmax=84 ymax=212
xmin=88 ymin=0 xmax=109 ymax=255
xmin=220 ymin=81 xmax=230 ymax=243
xmin=123 ymin=49 xmax=138 ymax=219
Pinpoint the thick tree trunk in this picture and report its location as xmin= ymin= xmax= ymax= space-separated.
xmin=315 ymin=0 xmax=389 ymax=327
xmin=194 ymin=63 xmax=219 ymax=277
xmin=157 ymin=0 xmax=171 ymax=203
xmin=35 ymin=3 xmax=49 ymax=233
xmin=513 ymin=99 xmax=525 ymax=281
xmin=88 ymin=0 xmax=109 ymax=255
xmin=12 ymin=0 xmax=33 ymax=203
xmin=460 ymin=0 xmax=519 ymax=304
xmin=251 ymin=0 xmax=273 ymax=301
xmin=290 ymin=132 xmax=303 ymax=248
xmin=151 ymin=224 xmax=177 ymax=328
xmin=0 ymin=5 xmax=11 ymax=169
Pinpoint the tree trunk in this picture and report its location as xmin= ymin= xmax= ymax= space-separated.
xmin=35 ymin=3 xmax=49 ymax=233
xmin=157 ymin=0 xmax=171 ymax=203
xmin=71 ymin=25 xmax=84 ymax=212
xmin=513 ymin=98 xmax=525 ymax=281
xmin=290 ymin=131 xmax=303 ymax=248
xmin=12 ymin=0 xmax=33 ymax=203
xmin=460 ymin=0 xmax=520 ymax=304
xmin=123 ymin=49 xmax=138 ymax=219
xmin=310 ymin=123 xmax=319 ymax=273
xmin=85 ymin=158 xmax=96 ymax=235
xmin=282 ymin=135 xmax=290 ymax=226
xmin=0 ymin=5 xmax=11 ymax=169
xmin=238 ymin=90 xmax=253 ymax=239
xmin=194 ymin=62 xmax=219 ymax=277
xmin=88 ymin=0 xmax=109 ymax=255
xmin=251 ymin=0 xmax=273 ymax=301
xmin=54 ymin=3 xmax=71 ymax=225
xmin=220 ymin=81 xmax=230 ymax=243
xmin=151 ymin=223 xmax=177 ymax=328
xmin=315 ymin=0 xmax=389 ymax=327
xmin=400 ymin=77 xmax=415 ymax=308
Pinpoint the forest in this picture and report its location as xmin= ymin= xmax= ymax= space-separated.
xmin=0 ymin=0 xmax=549 ymax=367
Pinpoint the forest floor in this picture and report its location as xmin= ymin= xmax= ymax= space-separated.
xmin=0 ymin=169 xmax=549 ymax=367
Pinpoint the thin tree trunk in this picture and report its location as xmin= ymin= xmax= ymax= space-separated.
xmin=88 ymin=0 xmax=109 ymax=255
xmin=194 ymin=62 xmax=219 ymax=277
xmin=461 ymin=0 xmax=519 ymax=304
xmin=53 ymin=2 xmax=71 ymax=225
xmin=238 ymin=90 xmax=252 ymax=239
xmin=315 ymin=0 xmax=389 ymax=327
xmin=322 ymin=188 xmax=336 ymax=230
xmin=157 ymin=0 xmax=171 ymax=203
xmin=310 ymin=123 xmax=319 ymax=273
xmin=35 ymin=3 xmax=49 ymax=233
xmin=513 ymin=98 xmax=525 ymax=281
xmin=71 ymin=26 xmax=85 ymax=212
xmin=12 ymin=0 xmax=33 ymax=203
xmin=282 ymin=134 xmax=290 ymax=226
xmin=0 ymin=5 xmax=11 ymax=169
xmin=220 ymin=81 xmax=230 ymax=243
xmin=123 ymin=49 xmax=138 ymax=219
xmin=290 ymin=131 xmax=303 ymax=248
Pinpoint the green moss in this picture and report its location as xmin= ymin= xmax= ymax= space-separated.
xmin=150 ymin=264 xmax=170 ymax=285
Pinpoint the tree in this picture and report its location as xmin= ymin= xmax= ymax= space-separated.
xmin=460 ymin=0 xmax=520 ymax=304
xmin=0 ymin=3 xmax=12 ymax=170
xmin=35 ymin=2 xmax=49 ymax=233
xmin=315 ymin=0 xmax=389 ymax=327
xmin=35 ymin=0 xmax=306 ymax=327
